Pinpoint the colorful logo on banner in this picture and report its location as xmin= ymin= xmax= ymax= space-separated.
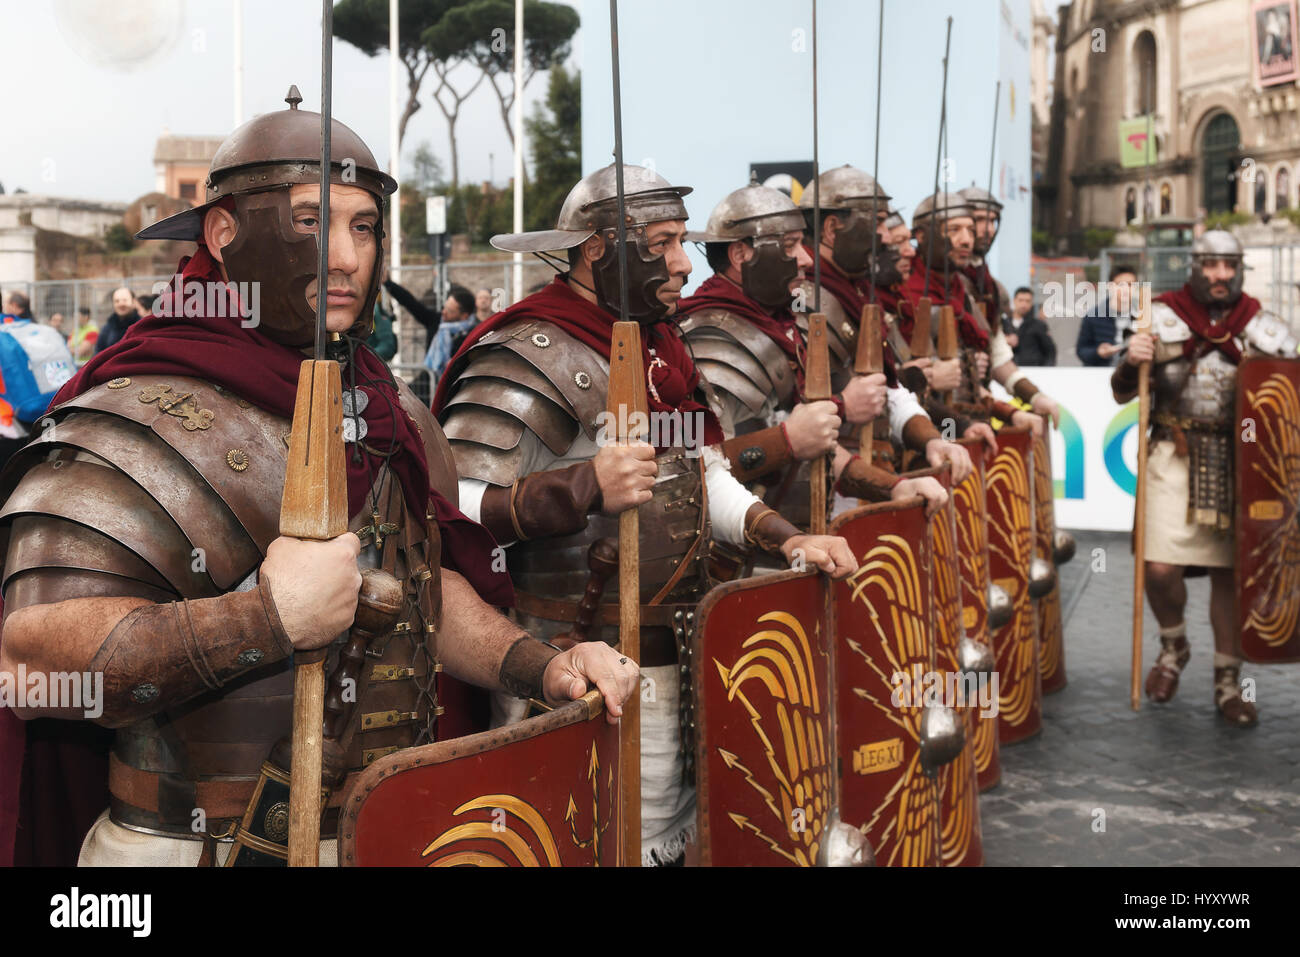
xmin=1103 ymin=401 xmax=1140 ymax=496
xmin=1055 ymin=405 xmax=1085 ymax=499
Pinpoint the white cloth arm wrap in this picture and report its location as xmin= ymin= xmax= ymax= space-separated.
xmin=703 ymin=446 xmax=761 ymax=546
xmin=887 ymin=385 xmax=927 ymax=444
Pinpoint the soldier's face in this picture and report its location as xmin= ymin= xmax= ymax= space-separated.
xmin=887 ymin=224 xmax=915 ymax=279
xmin=971 ymin=210 xmax=998 ymax=245
xmin=644 ymin=220 xmax=692 ymax=314
xmin=945 ymin=217 xmax=975 ymax=266
xmin=1199 ymin=258 xmax=1236 ymax=300
xmin=289 ymin=184 xmax=380 ymax=332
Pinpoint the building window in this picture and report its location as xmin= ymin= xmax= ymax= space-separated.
xmin=1277 ymin=167 xmax=1291 ymax=210
xmin=179 ymin=181 xmax=197 ymax=200
xmin=1133 ymin=31 xmax=1157 ymax=115
xmin=1126 ymin=187 xmax=1137 ymax=223
xmin=1160 ymin=182 xmax=1172 ymax=216
xmin=1256 ymin=169 xmax=1269 ymax=213
xmin=1201 ymin=113 xmax=1241 ymax=215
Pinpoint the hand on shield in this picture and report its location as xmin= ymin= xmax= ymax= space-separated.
xmin=924 ymin=438 xmax=973 ymax=484
xmin=261 ymin=532 xmax=362 ymax=650
xmin=543 ymin=641 xmax=641 ymax=725
xmin=1030 ymin=392 xmax=1061 ymax=428
xmin=963 ymin=421 xmax=998 ymax=456
xmin=1011 ymin=409 xmax=1044 ymax=438
xmin=594 ymin=440 xmax=657 ymax=514
xmin=780 ymin=534 xmax=857 ymax=579
xmin=892 ymin=475 xmax=948 ymax=517
xmin=840 ymin=372 xmax=888 ymax=424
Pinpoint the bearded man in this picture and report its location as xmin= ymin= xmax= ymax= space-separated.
xmin=433 ymin=164 xmax=857 ymax=865
xmin=1116 ymin=231 xmax=1297 ymax=727
xmin=0 ymin=88 xmax=636 ymax=867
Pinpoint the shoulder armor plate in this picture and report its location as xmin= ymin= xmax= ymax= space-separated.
xmin=1151 ymin=302 xmax=1192 ymax=343
xmin=1243 ymin=309 xmax=1299 ymax=358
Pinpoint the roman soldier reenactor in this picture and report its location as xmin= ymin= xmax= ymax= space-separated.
xmin=676 ymin=178 xmax=948 ymax=540
xmin=1117 ymin=231 xmax=1297 ymax=727
xmin=898 ymin=191 xmax=1046 ymax=436
xmin=793 ymin=166 xmax=976 ymax=481
xmin=432 ymin=164 xmax=857 ymax=865
xmin=0 ymin=89 xmax=638 ymax=866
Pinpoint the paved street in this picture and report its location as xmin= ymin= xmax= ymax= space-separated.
xmin=979 ymin=531 xmax=1300 ymax=867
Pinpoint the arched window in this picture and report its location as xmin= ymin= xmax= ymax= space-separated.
xmin=1201 ymin=113 xmax=1241 ymax=214
xmin=1133 ymin=31 xmax=1157 ymax=115
xmin=1277 ymin=167 xmax=1291 ymax=211
xmin=1160 ymin=182 xmax=1172 ymax=215
xmin=1125 ymin=187 xmax=1137 ymax=223
xmin=1256 ymin=166 xmax=1269 ymax=213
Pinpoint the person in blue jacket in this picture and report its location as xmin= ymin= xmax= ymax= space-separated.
xmin=0 ymin=290 xmax=77 ymax=426
xmin=1076 ymin=266 xmax=1137 ymax=366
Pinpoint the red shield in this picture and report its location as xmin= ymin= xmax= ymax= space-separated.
xmin=926 ymin=467 xmax=985 ymax=867
xmin=830 ymin=498 xmax=942 ymax=867
xmin=1236 ymin=357 xmax=1300 ymax=663
xmin=954 ymin=437 xmax=1002 ymax=791
xmin=693 ymin=570 xmax=834 ymax=866
xmin=337 ymin=693 xmax=619 ymax=866
xmin=985 ymin=426 xmax=1042 ymax=744
xmin=1034 ymin=426 xmax=1067 ymax=693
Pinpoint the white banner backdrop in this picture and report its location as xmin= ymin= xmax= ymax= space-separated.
xmin=991 ymin=368 xmax=1139 ymax=532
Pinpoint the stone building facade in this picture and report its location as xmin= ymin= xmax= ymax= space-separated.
xmin=1039 ymin=0 xmax=1300 ymax=248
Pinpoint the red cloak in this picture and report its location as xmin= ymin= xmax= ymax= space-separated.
xmin=1154 ymin=287 xmax=1261 ymax=364
xmin=899 ymin=264 xmax=990 ymax=350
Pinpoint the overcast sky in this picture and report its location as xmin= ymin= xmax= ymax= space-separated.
xmin=1 ymin=0 xmax=578 ymax=203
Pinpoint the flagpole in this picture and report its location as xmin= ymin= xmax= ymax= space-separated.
xmin=513 ymin=0 xmax=525 ymax=304
xmin=389 ymin=0 xmax=402 ymax=284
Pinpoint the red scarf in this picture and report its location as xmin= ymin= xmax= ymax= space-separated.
xmin=1155 ymin=287 xmax=1261 ymax=364
xmin=962 ymin=261 xmax=999 ymax=318
xmin=52 ymin=247 xmax=511 ymax=607
xmin=899 ymin=265 xmax=989 ymax=350
xmin=676 ymin=274 xmax=805 ymax=392
xmin=433 ymin=275 xmax=723 ymax=450
xmin=811 ymin=251 xmax=899 ymax=386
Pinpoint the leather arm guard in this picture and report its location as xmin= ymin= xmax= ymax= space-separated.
xmin=719 ymin=424 xmax=794 ymax=484
xmin=992 ymin=399 xmax=1021 ymax=423
xmin=742 ymin=503 xmax=804 ymax=558
xmin=479 ymin=461 xmax=603 ymax=545
xmin=1112 ymin=360 xmax=1140 ymax=403
xmin=898 ymin=364 xmax=929 ymax=397
xmin=498 ymin=635 xmax=562 ymax=700
xmin=835 ymin=454 xmax=903 ymax=502
xmin=89 ymin=578 xmax=292 ymax=728
xmin=901 ymin=414 xmax=942 ymax=454
xmin=1011 ymin=377 xmax=1041 ymax=403
xmin=923 ymin=396 xmax=972 ymax=440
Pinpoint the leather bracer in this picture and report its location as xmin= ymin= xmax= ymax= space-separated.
xmin=1112 ymin=360 xmax=1140 ymax=402
xmin=1012 ymin=377 xmax=1040 ymax=403
xmin=720 ymin=425 xmax=794 ymax=484
xmin=89 ymin=578 xmax=292 ymax=728
xmin=901 ymin=414 xmax=941 ymax=453
xmin=498 ymin=634 xmax=561 ymax=699
xmin=924 ymin=396 xmax=972 ymax=440
xmin=835 ymin=454 xmax=902 ymax=502
xmin=743 ymin=503 xmax=803 ymax=558
xmin=479 ymin=461 xmax=602 ymax=545
xmin=992 ymin=399 xmax=1020 ymax=423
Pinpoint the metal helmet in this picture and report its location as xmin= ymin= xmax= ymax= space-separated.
xmin=491 ymin=163 xmax=692 ymax=325
xmin=912 ymin=191 xmax=974 ymax=271
xmin=960 ymin=184 xmax=1003 ymax=255
xmin=799 ymin=165 xmax=891 ymax=276
xmin=136 ymin=86 xmax=397 ymax=348
xmin=1188 ymin=229 xmax=1245 ymax=305
xmin=688 ymin=179 xmax=806 ymax=310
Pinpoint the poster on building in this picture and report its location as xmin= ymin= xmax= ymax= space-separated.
xmin=1118 ymin=116 xmax=1156 ymax=169
xmin=1252 ymin=0 xmax=1300 ymax=88
xmin=748 ymin=162 xmax=815 ymax=203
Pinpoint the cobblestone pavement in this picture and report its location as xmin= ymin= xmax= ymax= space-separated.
xmin=979 ymin=531 xmax=1300 ymax=867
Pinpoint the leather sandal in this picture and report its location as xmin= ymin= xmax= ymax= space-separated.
xmin=1145 ymin=633 xmax=1190 ymax=703
xmin=1214 ymin=666 xmax=1258 ymax=728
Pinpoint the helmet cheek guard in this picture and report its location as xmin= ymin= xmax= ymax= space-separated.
xmin=828 ymin=210 xmax=876 ymax=276
xmin=591 ymin=226 xmax=674 ymax=326
xmin=741 ymin=236 xmax=800 ymax=310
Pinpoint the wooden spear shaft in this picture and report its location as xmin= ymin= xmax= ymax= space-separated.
xmin=1131 ymin=285 xmax=1153 ymax=711
xmin=807 ymin=313 xmax=832 ymax=536
xmin=608 ymin=321 xmax=645 ymax=866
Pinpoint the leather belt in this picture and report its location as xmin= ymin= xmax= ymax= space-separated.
xmin=513 ymin=591 xmax=692 ymax=667
xmin=109 ymin=753 xmax=347 ymax=836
